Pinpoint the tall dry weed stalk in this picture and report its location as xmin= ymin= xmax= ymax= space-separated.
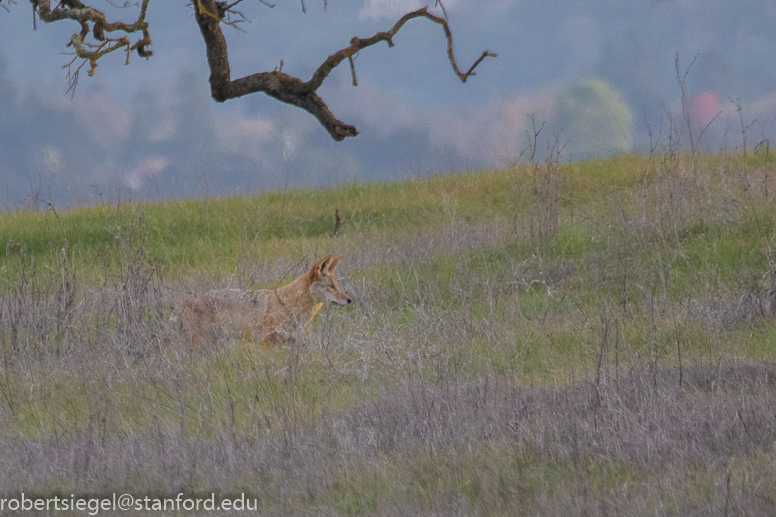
xmin=111 ymin=210 xmax=165 ymax=350
xmin=513 ymin=115 xmax=565 ymax=240
xmin=0 ymin=240 xmax=76 ymax=357
xmin=0 ymin=205 xmax=165 ymax=362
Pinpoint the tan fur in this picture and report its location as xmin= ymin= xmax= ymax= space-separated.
xmin=158 ymin=255 xmax=350 ymax=352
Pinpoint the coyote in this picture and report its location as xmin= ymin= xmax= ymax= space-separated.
xmin=159 ymin=255 xmax=351 ymax=352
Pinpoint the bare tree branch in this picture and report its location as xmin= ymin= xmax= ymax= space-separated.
xmin=19 ymin=0 xmax=495 ymax=142
xmin=0 ymin=0 xmax=15 ymax=14
xmin=32 ymin=0 xmax=152 ymax=77
xmin=193 ymin=0 xmax=496 ymax=141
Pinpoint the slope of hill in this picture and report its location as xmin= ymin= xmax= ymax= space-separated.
xmin=0 ymin=150 xmax=775 ymax=515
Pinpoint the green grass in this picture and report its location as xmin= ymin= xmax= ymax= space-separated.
xmin=0 ymin=168 xmax=515 ymax=280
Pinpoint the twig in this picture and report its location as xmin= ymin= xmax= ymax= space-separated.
xmin=333 ymin=208 xmax=342 ymax=236
xmin=348 ymin=55 xmax=357 ymax=87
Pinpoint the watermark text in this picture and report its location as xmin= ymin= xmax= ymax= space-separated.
xmin=0 ymin=493 xmax=258 ymax=514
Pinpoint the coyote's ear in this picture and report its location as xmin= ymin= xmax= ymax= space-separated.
xmin=308 ymin=254 xmax=334 ymax=281
xmin=329 ymin=256 xmax=341 ymax=272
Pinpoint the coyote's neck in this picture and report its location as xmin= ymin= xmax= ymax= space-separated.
xmin=274 ymin=273 xmax=318 ymax=316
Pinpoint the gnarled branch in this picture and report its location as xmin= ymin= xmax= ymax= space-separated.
xmin=193 ymin=0 xmax=496 ymax=141
xmin=33 ymin=0 xmax=152 ymax=78
xmin=22 ymin=0 xmax=494 ymax=141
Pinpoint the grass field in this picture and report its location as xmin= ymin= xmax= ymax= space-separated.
xmin=1 ymin=147 xmax=775 ymax=515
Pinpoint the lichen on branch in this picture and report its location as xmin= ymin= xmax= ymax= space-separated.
xmin=33 ymin=0 xmax=152 ymax=81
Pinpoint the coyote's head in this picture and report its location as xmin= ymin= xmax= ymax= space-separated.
xmin=307 ymin=254 xmax=352 ymax=306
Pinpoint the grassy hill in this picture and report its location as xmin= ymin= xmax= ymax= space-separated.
xmin=0 ymin=149 xmax=775 ymax=515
